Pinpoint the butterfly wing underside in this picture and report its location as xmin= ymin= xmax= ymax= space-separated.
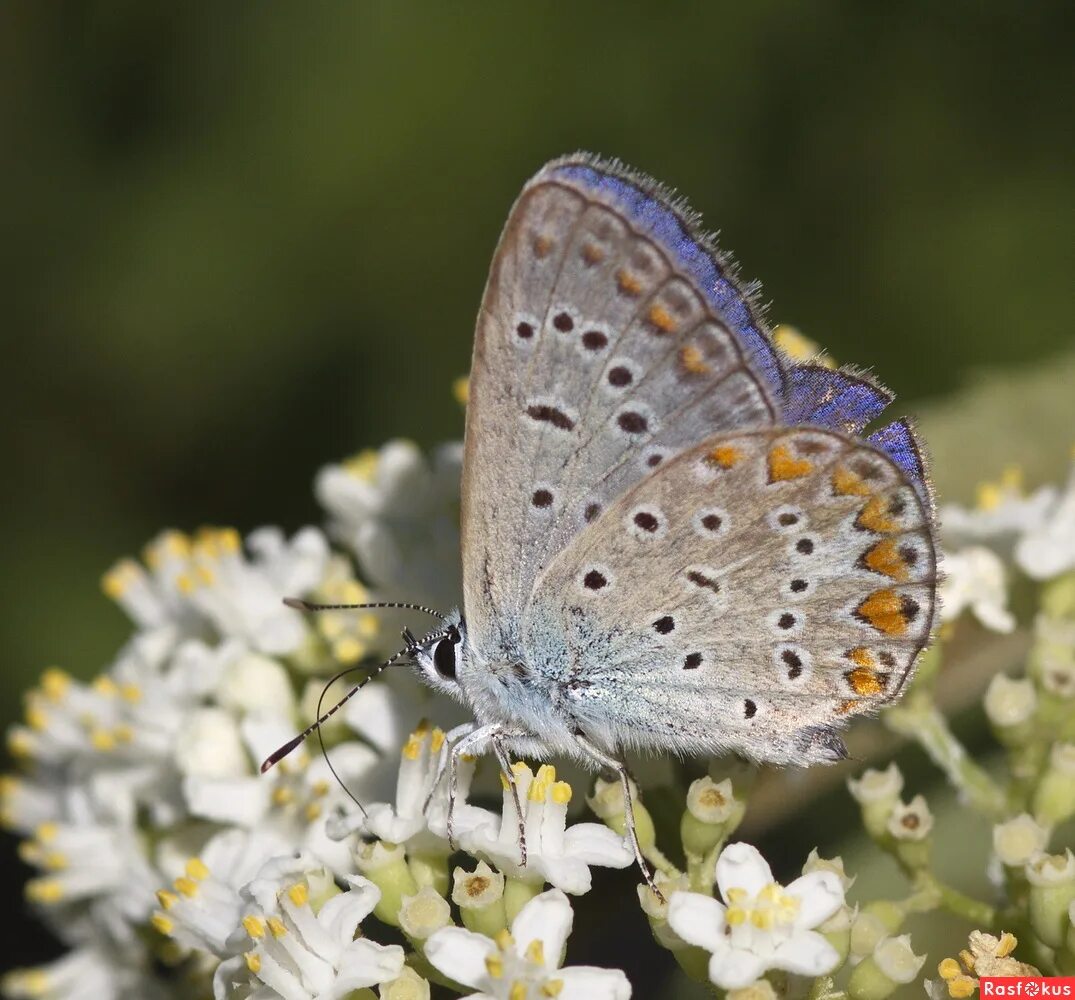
xmin=522 ymin=426 xmax=937 ymax=764
xmin=461 ymin=160 xmax=785 ymax=661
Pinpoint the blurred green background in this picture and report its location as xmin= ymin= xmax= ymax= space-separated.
xmin=2 ymin=2 xmax=1073 ymax=992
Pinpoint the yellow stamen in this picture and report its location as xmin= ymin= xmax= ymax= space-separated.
xmin=525 ymin=939 xmax=545 ymax=965
xmin=244 ymin=951 xmax=262 ymax=973
xmin=287 ymin=882 xmax=309 ymax=907
xmin=40 ymin=669 xmax=70 ymax=701
xmin=173 ymin=877 xmax=199 ymax=898
xmin=268 ymin=916 xmax=287 ymax=938
xmin=151 ymin=912 xmax=175 ymax=936
xmin=157 ymin=889 xmax=178 ymax=911
xmin=186 ymin=857 xmax=209 ymax=881
xmin=243 ymin=915 xmax=267 ymax=939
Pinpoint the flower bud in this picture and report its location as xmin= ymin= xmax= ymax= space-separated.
xmin=398 ymin=886 xmax=451 ymax=941
xmin=803 ymin=849 xmax=856 ymax=891
xmin=887 ymin=795 xmax=933 ymax=869
xmin=728 ymin=980 xmax=780 ymax=1000
xmin=1029 ymin=613 xmax=1075 ymax=698
xmin=983 ymin=675 xmax=1037 ymax=745
xmin=818 ymin=903 xmax=853 ymax=966
xmin=681 ymin=777 xmax=744 ymax=856
xmin=850 ymin=903 xmax=905 ymax=963
xmin=849 ymin=935 xmax=925 ymax=1000
xmin=216 ymin=652 xmax=295 ymax=717
xmin=1026 ymin=850 xmax=1075 ymax=948
xmin=451 ymin=861 xmax=507 ymax=938
xmin=587 ymin=776 xmax=655 ymax=852
xmin=848 ymin=765 xmax=903 ymax=839
xmin=993 ymin=813 xmax=1049 ymax=867
xmin=1033 ymin=743 xmax=1075 ymax=827
xmin=637 ymin=871 xmax=692 ymax=951
xmin=352 ymin=841 xmax=417 ymax=926
xmin=380 ymin=966 xmax=431 ymax=1000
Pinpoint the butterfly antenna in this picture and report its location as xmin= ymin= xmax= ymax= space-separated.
xmin=259 ymin=622 xmax=422 ymax=776
xmin=283 ymin=597 xmax=446 ymax=620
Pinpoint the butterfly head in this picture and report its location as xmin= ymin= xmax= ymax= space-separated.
xmin=406 ymin=608 xmax=470 ymax=699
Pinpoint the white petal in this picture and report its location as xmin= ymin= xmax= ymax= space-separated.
xmin=666 ymin=893 xmax=727 ymax=953
xmin=535 ymin=856 xmax=592 ymax=896
xmin=511 ymin=889 xmax=574 ymax=970
xmin=784 ymin=870 xmax=845 ymax=928
xmin=557 ymin=966 xmax=633 ymax=1000
xmin=333 ymin=939 xmax=406 ymax=991
xmin=708 ymin=946 xmax=769 ymax=990
xmin=561 ymin=824 xmax=634 ymax=867
xmin=773 ymin=930 xmax=840 ymax=977
xmin=182 ymin=775 xmax=269 ymax=826
xmin=424 ymin=926 xmax=496 ymax=990
xmin=715 ymin=842 xmax=774 ymax=901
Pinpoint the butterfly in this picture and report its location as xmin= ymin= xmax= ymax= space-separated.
xmin=268 ymin=154 xmax=938 ymax=886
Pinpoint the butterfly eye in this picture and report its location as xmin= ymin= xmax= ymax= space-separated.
xmin=433 ymin=635 xmax=458 ymax=679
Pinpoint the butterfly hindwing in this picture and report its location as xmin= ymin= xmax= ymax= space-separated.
xmin=522 ymin=426 xmax=938 ymax=764
xmin=462 ymin=157 xmax=782 ymax=662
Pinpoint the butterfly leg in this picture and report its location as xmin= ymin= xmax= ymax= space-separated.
xmin=573 ymin=732 xmax=661 ymax=899
xmin=490 ymin=733 xmax=527 ymax=868
xmin=424 ymin=721 xmax=475 ymax=816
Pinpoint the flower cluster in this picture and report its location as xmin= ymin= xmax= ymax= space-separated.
xmin=4 ymin=426 xmax=1075 ymax=998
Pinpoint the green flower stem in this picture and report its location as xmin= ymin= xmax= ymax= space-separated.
xmin=884 ymin=693 xmax=1007 ymax=818
xmin=643 ymin=841 xmax=681 ymax=879
xmin=503 ymin=878 xmax=541 ymax=923
xmin=688 ymin=838 xmax=727 ymax=894
xmin=407 ymin=851 xmax=450 ymax=898
xmin=911 ymin=871 xmax=996 ymax=928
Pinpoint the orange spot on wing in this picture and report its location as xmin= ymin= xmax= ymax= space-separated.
xmin=832 ymin=465 xmax=873 ymax=497
xmin=768 ymin=444 xmax=814 ymax=482
xmin=855 ymin=589 xmax=908 ymax=636
xmin=582 ymin=243 xmax=605 ymax=265
xmin=837 ymin=699 xmax=860 ymax=715
xmin=846 ymin=646 xmax=875 ymax=668
xmin=846 ymin=665 xmax=886 ymax=696
xmin=857 ymin=496 xmax=900 ymax=533
xmin=533 ymin=234 xmax=553 ymax=257
xmin=706 ymin=444 xmax=743 ymax=469
xmin=862 ymin=538 xmax=911 ymax=581
xmin=647 ymin=304 xmax=677 ymax=334
xmin=616 ymin=269 xmax=642 ymax=296
xmin=678 ymin=345 xmax=711 ymax=375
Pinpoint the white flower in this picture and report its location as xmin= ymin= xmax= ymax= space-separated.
xmin=214 ymin=872 xmax=404 ymax=1000
xmin=941 ymin=467 xmax=1055 ymax=550
xmin=667 ymin=842 xmax=845 ymax=989
xmin=886 ymin=795 xmax=934 ymax=841
xmin=1016 ymin=462 xmax=1075 ymax=579
xmin=983 ymin=674 xmax=1037 ymax=728
xmin=103 ymin=526 xmax=330 ymax=656
xmin=2 ymin=944 xmax=167 ymax=1000
xmin=315 ymin=440 xmax=463 ymax=611
xmin=461 ymin=763 xmax=633 ymax=895
xmin=151 ymin=827 xmax=294 ymax=957
xmin=19 ymin=786 xmax=162 ymax=950
xmin=425 ymin=887 xmax=632 ymax=1000
xmin=847 ymin=763 xmax=904 ymax=805
xmin=326 ymin=721 xmax=484 ymax=854
xmin=993 ymin=813 xmax=1049 ymax=867
xmin=183 ymin=713 xmax=379 ymax=875
xmin=939 ymin=547 xmax=1015 ymax=633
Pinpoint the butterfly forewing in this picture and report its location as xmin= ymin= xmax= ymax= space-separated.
xmin=522 ymin=427 xmax=937 ymax=764
xmin=462 ymin=160 xmax=780 ymax=662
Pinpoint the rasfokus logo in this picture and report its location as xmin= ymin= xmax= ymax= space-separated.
xmin=981 ymin=979 xmax=1075 ymax=997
